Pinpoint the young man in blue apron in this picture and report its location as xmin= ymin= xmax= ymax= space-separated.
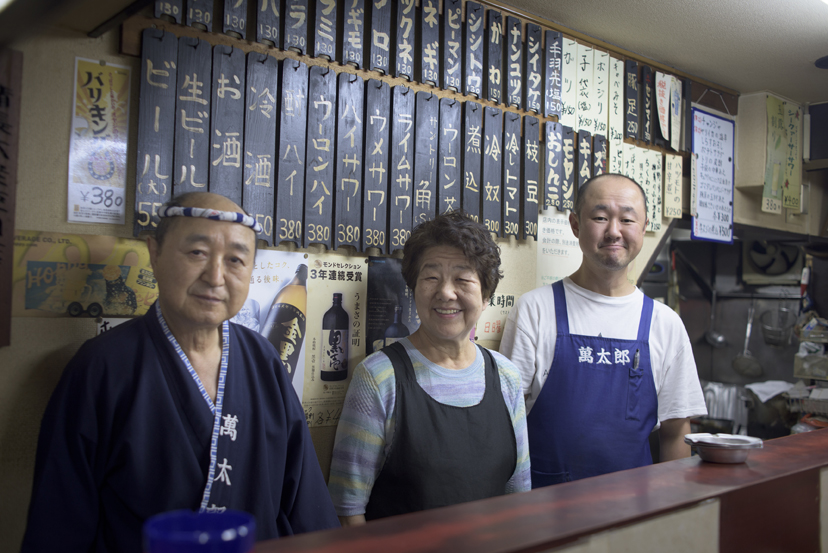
xmin=501 ymin=174 xmax=707 ymax=488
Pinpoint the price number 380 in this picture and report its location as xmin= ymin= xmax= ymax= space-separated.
xmin=86 ymin=186 xmax=124 ymax=208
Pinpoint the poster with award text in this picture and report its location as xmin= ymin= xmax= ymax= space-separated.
xmin=229 ymin=250 xmax=308 ymax=401
xmin=302 ymin=254 xmax=368 ymax=428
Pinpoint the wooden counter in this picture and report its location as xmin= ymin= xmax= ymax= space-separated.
xmin=258 ymin=429 xmax=828 ymax=553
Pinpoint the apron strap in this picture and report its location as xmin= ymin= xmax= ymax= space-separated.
xmin=479 ymin=344 xmax=496 ymax=389
xmin=383 ymin=341 xmax=416 ymax=384
xmin=636 ymin=294 xmax=655 ymax=342
xmin=552 ymin=280 xmax=569 ymax=336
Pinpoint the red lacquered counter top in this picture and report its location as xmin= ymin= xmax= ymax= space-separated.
xmin=257 ymin=428 xmax=828 ymax=553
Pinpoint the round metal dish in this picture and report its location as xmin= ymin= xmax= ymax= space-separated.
xmin=684 ymin=433 xmax=763 ymax=464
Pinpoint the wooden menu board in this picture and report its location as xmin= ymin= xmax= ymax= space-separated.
xmin=691 ymin=107 xmax=734 ymax=243
xmin=464 ymin=2 xmax=484 ymax=98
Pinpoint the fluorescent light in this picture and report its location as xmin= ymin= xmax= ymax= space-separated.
xmin=0 ymin=0 xmax=15 ymax=15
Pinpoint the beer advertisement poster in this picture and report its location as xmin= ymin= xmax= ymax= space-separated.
xmin=302 ymin=254 xmax=368 ymax=428
xmin=12 ymin=231 xmax=155 ymax=318
xmin=229 ymin=250 xmax=308 ymax=401
xmin=366 ymin=256 xmax=420 ymax=357
xmin=67 ymin=58 xmax=131 ymax=225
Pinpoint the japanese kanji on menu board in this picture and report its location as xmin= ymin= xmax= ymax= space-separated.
xmin=131 ymin=2 xmax=709 ymax=253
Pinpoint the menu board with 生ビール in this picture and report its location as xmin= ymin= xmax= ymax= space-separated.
xmin=691 ymin=107 xmax=734 ymax=244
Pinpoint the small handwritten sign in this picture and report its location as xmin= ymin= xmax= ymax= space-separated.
xmin=663 ymin=154 xmax=683 ymax=219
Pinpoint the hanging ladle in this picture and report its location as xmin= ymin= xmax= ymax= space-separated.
xmin=704 ymin=244 xmax=726 ymax=348
xmin=705 ymin=289 xmax=727 ymax=348
xmin=733 ymin=299 xmax=763 ymax=378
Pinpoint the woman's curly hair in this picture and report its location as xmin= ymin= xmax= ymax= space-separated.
xmin=401 ymin=211 xmax=503 ymax=300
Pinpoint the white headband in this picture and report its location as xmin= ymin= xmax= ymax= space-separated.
xmin=157 ymin=206 xmax=263 ymax=234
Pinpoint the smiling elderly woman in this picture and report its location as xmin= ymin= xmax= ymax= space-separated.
xmin=328 ymin=211 xmax=530 ymax=524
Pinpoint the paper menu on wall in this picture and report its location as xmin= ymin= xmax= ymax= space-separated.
xmin=782 ymin=103 xmax=802 ymax=211
xmin=663 ymin=154 xmax=683 ymax=219
xmin=536 ymin=208 xmax=582 ymax=289
xmin=593 ymin=51 xmax=609 ymax=138
xmin=655 ymin=71 xmax=671 ymax=142
xmin=762 ymin=96 xmax=802 ymax=214
xmin=642 ymin=148 xmax=662 ymax=232
xmin=691 ymin=107 xmax=734 ymax=243
xmin=762 ymin=95 xmax=785 ymax=213
xmin=670 ymin=76 xmax=682 ymax=151
xmin=559 ymin=38 xmax=578 ymax=128
xmin=608 ymin=56 xmax=624 ymax=173
xmin=576 ymin=43 xmax=593 ymax=132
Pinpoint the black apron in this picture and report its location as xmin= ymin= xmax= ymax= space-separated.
xmin=364 ymin=341 xmax=517 ymax=520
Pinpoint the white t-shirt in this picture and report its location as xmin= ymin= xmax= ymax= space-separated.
xmin=500 ymin=277 xmax=707 ymax=424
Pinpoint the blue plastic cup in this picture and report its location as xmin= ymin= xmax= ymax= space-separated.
xmin=143 ymin=509 xmax=256 ymax=553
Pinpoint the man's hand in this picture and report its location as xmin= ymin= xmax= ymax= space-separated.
xmin=659 ymin=417 xmax=692 ymax=461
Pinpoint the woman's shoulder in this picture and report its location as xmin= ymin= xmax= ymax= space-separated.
xmin=355 ymin=348 xmax=398 ymax=388
xmin=485 ymin=348 xmax=522 ymax=384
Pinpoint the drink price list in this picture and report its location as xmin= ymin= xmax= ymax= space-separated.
xmin=691 ymin=108 xmax=734 ymax=243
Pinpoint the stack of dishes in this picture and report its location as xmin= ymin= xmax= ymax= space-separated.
xmin=684 ymin=433 xmax=763 ymax=464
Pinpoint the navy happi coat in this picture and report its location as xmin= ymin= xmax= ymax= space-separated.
xmin=22 ymin=302 xmax=338 ymax=553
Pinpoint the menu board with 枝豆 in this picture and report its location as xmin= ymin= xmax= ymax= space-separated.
xmin=691 ymin=107 xmax=734 ymax=244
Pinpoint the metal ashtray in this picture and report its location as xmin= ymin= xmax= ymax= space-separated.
xmin=684 ymin=433 xmax=763 ymax=464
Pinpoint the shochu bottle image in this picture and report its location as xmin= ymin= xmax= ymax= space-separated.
xmin=262 ymin=264 xmax=308 ymax=381
xmin=383 ymin=305 xmax=410 ymax=346
xmin=321 ymin=293 xmax=350 ymax=381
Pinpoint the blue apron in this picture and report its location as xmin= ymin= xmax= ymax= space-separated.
xmin=526 ymin=280 xmax=658 ymax=488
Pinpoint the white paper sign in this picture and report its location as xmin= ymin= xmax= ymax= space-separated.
xmin=536 ymin=208 xmax=583 ymax=289
xmin=560 ymin=38 xmax=578 ymax=128
xmin=670 ymin=76 xmax=682 ymax=151
xmin=593 ymin=51 xmax=609 ymax=138
xmin=691 ymin=107 xmax=734 ymax=243
xmin=655 ymin=71 xmax=671 ymax=142
xmin=608 ymin=56 xmax=625 ymax=173
xmin=645 ymin=148 xmax=663 ymax=232
xmin=664 ymin=153 xmax=683 ymax=219
xmin=576 ymin=44 xmax=593 ymax=134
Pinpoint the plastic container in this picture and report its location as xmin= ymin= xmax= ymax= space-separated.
xmin=759 ymin=308 xmax=794 ymax=346
xmin=143 ymin=510 xmax=256 ymax=553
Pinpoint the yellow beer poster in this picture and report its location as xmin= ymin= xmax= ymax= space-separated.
xmin=67 ymin=58 xmax=131 ymax=225
xmin=12 ymin=231 xmax=155 ymax=318
xmin=302 ymin=254 xmax=368 ymax=428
